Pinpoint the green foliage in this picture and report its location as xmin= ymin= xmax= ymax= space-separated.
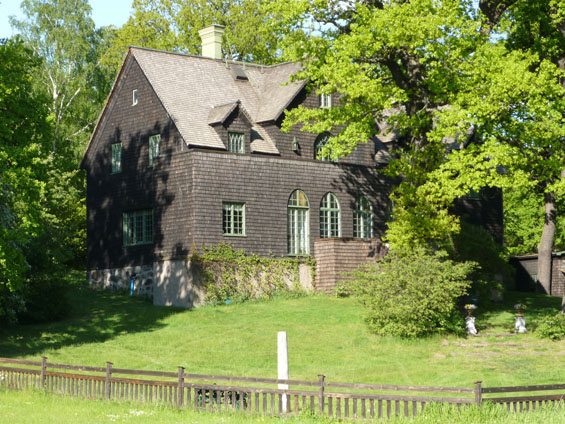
xmin=448 ymin=222 xmax=512 ymax=297
xmin=504 ymin=187 xmax=565 ymax=256
xmin=279 ymin=0 xmax=565 ymax=269
xmin=349 ymin=249 xmax=476 ymax=338
xmin=0 ymin=38 xmax=51 ymax=322
xmin=536 ymin=313 xmax=565 ymax=341
xmin=191 ymin=243 xmax=309 ymax=304
xmin=102 ymin=0 xmax=298 ymax=71
xmin=18 ymin=275 xmax=71 ymax=324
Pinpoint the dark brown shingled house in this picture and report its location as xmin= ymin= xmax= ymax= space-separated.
xmin=81 ymin=25 xmax=501 ymax=307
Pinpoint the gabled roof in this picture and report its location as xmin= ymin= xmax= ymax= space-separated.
xmin=82 ymin=47 xmax=304 ymax=165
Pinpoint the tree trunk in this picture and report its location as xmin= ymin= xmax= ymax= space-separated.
xmin=537 ymin=192 xmax=556 ymax=295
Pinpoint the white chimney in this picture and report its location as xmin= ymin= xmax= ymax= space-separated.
xmin=199 ymin=24 xmax=225 ymax=60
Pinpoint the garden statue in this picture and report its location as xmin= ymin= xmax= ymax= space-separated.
xmin=465 ymin=304 xmax=478 ymax=336
xmin=514 ymin=304 xmax=527 ymax=333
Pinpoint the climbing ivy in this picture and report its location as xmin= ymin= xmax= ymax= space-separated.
xmin=190 ymin=243 xmax=314 ymax=304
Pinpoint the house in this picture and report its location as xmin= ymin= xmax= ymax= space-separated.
xmin=511 ymin=253 xmax=565 ymax=297
xmin=80 ymin=25 xmax=502 ymax=306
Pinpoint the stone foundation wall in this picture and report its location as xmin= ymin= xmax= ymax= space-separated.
xmin=88 ymin=265 xmax=154 ymax=298
xmin=88 ymin=259 xmax=314 ymax=308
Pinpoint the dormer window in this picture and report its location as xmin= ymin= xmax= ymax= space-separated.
xmin=132 ymin=89 xmax=138 ymax=106
xmin=320 ymin=93 xmax=332 ymax=108
xmin=228 ymin=132 xmax=245 ymax=154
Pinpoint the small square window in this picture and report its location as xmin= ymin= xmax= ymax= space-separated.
xmin=222 ymin=202 xmax=245 ymax=236
xmin=111 ymin=142 xmax=122 ymax=174
xmin=320 ymin=93 xmax=332 ymax=108
xmin=132 ymin=89 xmax=138 ymax=106
xmin=228 ymin=132 xmax=245 ymax=154
xmin=149 ymin=134 xmax=161 ymax=166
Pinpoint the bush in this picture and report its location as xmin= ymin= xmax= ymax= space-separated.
xmin=349 ymin=248 xmax=477 ymax=338
xmin=536 ymin=313 xmax=565 ymax=341
xmin=18 ymin=275 xmax=71 ymax=324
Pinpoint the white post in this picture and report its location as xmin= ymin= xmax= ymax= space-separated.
xmin=278 ymin=331 xmax=289 ymax=412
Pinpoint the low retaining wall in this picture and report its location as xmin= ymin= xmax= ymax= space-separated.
xmin=88 ymin=259 xmax=314 ymax=308
xmin=314 ymin=238 xmax=387 ymax=293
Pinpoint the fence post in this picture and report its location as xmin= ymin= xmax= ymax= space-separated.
xmin=40 ymin=356 xmax=47 ymax=389
xmin=474 ymin=381 xmax=482 ymax=407
xmin=177 ymin=366 xmax=185 ymax=408
xmin=318 ymin=375 xmax=325 ymax=414
xmin=105 ymin=362 xmax=113 ymax=399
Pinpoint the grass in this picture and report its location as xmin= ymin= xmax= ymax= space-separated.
xmin=1 ymin=277 xmax=565 ymax=389
xmin=2 ymin=276 xmax=565 ymax=422
xmin=2 ymin=388 xmax=565 ymax=424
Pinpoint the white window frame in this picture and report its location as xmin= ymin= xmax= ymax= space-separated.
xmin=320 ymin=192 xmax=341 ymax=238
xmin=132 ymin=89 xmax=138 ymax=106
xmin=354 ymin=195 xmax=374 ymax=239
xmin=228 ymin=132 xmax=245 ymax=154
xmin=314 ymin=134 xmax=334 ymax=162
xmin=223 ymin=202 xmax=246 ymax=236
xmin=288 ymin=190 xmax=310 ymax=256
xmin=320 ymin=93 xmax=332 ymax=108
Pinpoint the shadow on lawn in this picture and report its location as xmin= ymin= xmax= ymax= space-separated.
xmin=477 ymin=290 xmax=562 ymax=331
xmin=0 ymin=282 xmax=186 ymax=358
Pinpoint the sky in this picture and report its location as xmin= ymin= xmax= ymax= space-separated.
xmin=0 ymin=0 xmax=133 ymax=39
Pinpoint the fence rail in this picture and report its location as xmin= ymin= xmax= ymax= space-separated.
xmin=0 ymin=357 xmax=563 ymax=420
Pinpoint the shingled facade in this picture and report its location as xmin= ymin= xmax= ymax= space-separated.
xmin=81 ymin=28 xmax=502 ymax=305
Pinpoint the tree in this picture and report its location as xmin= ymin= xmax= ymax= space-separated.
xmin=103 ymin=0 xmax=298 ymax=71
xmin=11 ymin=0 xmax=117 ymax=266
xmin=0 ymin=38 xmax=51 ymax=322
xmin=280 ymin=0 xmax=565 ymax=304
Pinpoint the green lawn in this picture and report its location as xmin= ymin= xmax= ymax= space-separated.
xmin=1 ymin=279 xmax=565 ymax=390
xmin=2 ymin=389 xmax=565 ymax=424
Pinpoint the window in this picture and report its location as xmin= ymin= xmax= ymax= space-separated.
xmin=314 ymin=133 xmax=334 ymax=162
xmin=111 ymin=142 xmax=122 ymax=174
xmin=288 ymin=190 xmax=309 ymax=255
xmin=223 ymin=202 xmax=245 ymax=236
xmin=149 ymin=134 xmax=161 ymax=166
xmin=320 ymin=93 xmax=332 ymax=108
xmin=467 ymin=188 xmax=483 ymax=200
xmin=320 ymin=192 xmax=341 ymax=238
xmin=354 ymin=195 xmax=374 ymax=239
xmin=123 ymin=209 xmax=153 ymax=246
xmin=132 ymin=89 xmax=138 ymax=106
xmin=228 ymin=132 xmax=245 ymax=154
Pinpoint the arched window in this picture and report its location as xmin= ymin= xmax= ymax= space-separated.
xmin=353 ymin=195 xmax=374 ymax=239
xmin=320 ymin=193 xmax=341 ymax=238
xmin=314 ymin=133 xmax=332 ymax=161
xmin=288 ymin=190 xmax=310 ymax=255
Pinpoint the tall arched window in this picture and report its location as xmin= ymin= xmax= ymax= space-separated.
xmin=353 ymin=195 xmax=374 ymax=239
xmin=314 ymin=133 xmax=332 ymax=161
xmin=288 ymin=190 xmax=310 ymax=255
xmin=320 ymin=193 xmax=341 ymax=238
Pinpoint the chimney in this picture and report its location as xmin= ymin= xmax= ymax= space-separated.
xmin=199 ymin=24 xmax=225 ymax=60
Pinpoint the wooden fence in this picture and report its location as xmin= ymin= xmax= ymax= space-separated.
xmin=0 ymin=357 xmax=563 ymax=420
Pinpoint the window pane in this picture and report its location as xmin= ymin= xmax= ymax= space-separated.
xmin=320 ymin=193 xmax=340 ymax=238
xmin=228 ymin=132 xmax=245 ymax=154
xmin=112 ymin=142 xmax=122 ymax=173
xmin=222 ymin=203 xmax=245 ymax=235
xmin=149 ymin=134 xmax=160 ymax=166
xmin=288 ymin=190 xmax=309 ymax=255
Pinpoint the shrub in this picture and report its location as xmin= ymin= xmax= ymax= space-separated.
xmin=349 ymin=248 xmax=477 ymax=338
xmin=18 ymin=275 xmax=71 ymax=324
xmin=536 ymin=313 xmax=565 ymax=341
